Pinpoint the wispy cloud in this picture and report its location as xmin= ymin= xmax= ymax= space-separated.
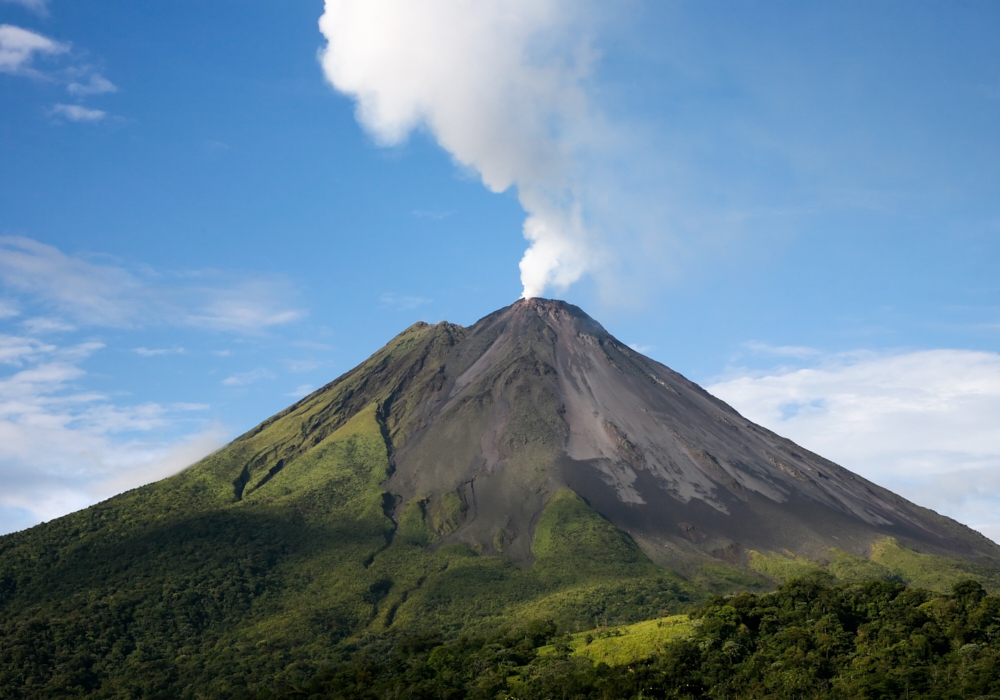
xmin=20 ymin=317 xmax=75 ymax=334
xmin=380 ymin=292 xmax=432 ymax=311
xmin=182 ymin=279 xmax=304 ymax=332
xmin=221 ymin=368 xmax=275 ymax=387
xmin=134 ymin=347 xmax=185 ymax=357
xmin=0 ymin=334 xmax=54 ymax=365
xmin=0 ymin=24 xmax=66 ymax=75
xmin=0 ymin=237 xmax=304 ymax=333
xmin=287 ymin=383 xmax=315 ymax=398
xmin=0 ymin=337 xmax=227 ymax=534
xmin=50 ymin=103 xmax=107 ymax=123
xmin=708 ymin=348 xmax=1000 ymax=541
xmin=284 ymin=358 xmax=320 ymax=373
xmin=0 ymin=237 xmax=141 ymax=325
xmin=0 ymin=23 xmax=117 ymax=123
xmin=628 ymin=343 xmax=654 ymax=354
xmin=66 ymin=72 xmax=116 ymax=96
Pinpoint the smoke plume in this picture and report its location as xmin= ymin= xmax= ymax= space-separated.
xmin=318 ymin=0 xmax=601 ymax=298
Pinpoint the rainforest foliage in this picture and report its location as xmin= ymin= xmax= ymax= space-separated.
xmin=276 ymin=575 xmax=1000 ymax=700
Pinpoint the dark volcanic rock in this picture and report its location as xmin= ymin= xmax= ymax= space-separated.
xmin=297 ymin=297 xmax=999 ymax=569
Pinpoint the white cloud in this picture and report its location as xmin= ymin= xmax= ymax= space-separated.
xmin=0 ymin=337 xmax=228 ymax=534
xmin=0 ymin=24 xmax=65 ymax=74
xmin=707 ymin=348 xmax=1000 ymax=541
xmin=0 ymin=25 xmax=118 ymax=106
xmin=319 ymin=0 xmax=604 ymax=299
xmin=50 ymin=103 xmax=107 ymax=122
xmin=182 ymin=279 xmax=304 ymax=332
xmin=87 ymin=427 xmax=227 ymax=503
xmin=0 ymin=24 xmax=117 ymax=122
xmin=0 ymin=334 xmax=54 ymax=365
xmin=287 ymin=383 xmax=315 ymax=398
xmin=221 ymin=368 xmax=275 ymax=387
xmin=0 ymin=237 xmax=141 ymax=325
xmin=67 ymin=72 xmax=116 ymax=96
xmin=0 ymin=237 xmax=304 ymax=333
xmin=20 ymin=316 xmax=75 ymax=333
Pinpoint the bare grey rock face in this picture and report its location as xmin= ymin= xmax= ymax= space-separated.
xmin=321 ymin=297 xmax=1000 ymax=570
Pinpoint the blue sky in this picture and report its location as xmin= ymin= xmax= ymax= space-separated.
xmin=0 ymin=0 xmax=998 ymax=538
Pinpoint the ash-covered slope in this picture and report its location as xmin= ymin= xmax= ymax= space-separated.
xmin=264 ymin=297 xmax=998 ymax=569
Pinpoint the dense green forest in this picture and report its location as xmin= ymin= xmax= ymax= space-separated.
xmin=273 ymin=575 xmax=1000 ymax=700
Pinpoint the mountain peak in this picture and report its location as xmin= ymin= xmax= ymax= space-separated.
xmin=264 ymin=300 xmax=996 ymax=569
xmin=221 ymin=301 xmax=1000 ymax=572
xmin=508 ymin=296 xmax=608 ymax=335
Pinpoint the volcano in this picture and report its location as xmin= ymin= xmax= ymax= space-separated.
xmin=276 ymin=297 xmax=997 ymax=567
xmin=2 ymin=298 xmax=999 ymax=696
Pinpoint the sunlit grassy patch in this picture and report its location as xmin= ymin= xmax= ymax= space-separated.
xmin=747 ymin=549 xmax=823 ymax=580
xmin=537 ymin=614 xmax=696 ymax=666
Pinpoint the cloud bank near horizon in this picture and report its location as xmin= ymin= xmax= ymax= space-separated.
xmin=318 ymin=0 xmax=611 ymax=299
xmin=0 ymin=237 xmax=310 ymax=534
xmin=0 ymin=333 xmax=228 ymax=533
xmin=708 ymin=348 xmax=1000 ymax=543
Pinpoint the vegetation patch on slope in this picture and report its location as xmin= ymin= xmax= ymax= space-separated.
xmin=747 ymin=549 xmax=823 ymax=580
xmin=537 ymin=614 xmax=695 ymax=666
xmin=748 ymin=538 xmax=1000 ymax=593
xmin=532 ymin=489 xmax=656 ymax=584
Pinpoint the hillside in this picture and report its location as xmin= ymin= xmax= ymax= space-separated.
xmin=0 ymin=298 xmax=997 ymax=698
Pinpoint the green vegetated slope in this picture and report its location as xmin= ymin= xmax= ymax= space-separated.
xmin=4 ymin=314 xmax=1000 ymax=698
xmin=748 ymin=537 xmax=1000 ymax=592
xmin=0 ymin=404 xmax=695 ymax=698
xmin=273 ymin=575 xmax=1000 ymax=699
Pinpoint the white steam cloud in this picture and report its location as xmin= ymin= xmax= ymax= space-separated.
xmin=0 ymin=24 xmax=66 ymax=74
xmin=318 ymin=0 xmax=601 ymax=298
